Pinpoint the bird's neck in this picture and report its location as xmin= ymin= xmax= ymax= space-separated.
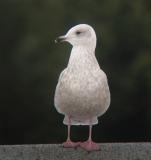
xmin=67 ymin=46 xmax=97 ymax=68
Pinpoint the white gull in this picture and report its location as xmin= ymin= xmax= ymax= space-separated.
xmin=54 ymin=24 xmax=110 ymax=151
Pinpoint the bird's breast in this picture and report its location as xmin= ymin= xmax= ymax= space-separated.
xmin=56 ymin=66 xmax=109 ymax=106
xmin=54 ymin=48 xmax=110 ymax=118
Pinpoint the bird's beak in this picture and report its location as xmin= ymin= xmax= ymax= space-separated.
xmin=55 ymin=35 xmax=66 ymax=43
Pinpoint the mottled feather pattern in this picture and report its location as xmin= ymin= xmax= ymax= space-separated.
xmin=55 ymin=46 xmax=110 ymax=125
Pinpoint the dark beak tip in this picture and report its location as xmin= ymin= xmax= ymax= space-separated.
xmin=54 ymin=38 xmax=59 ymax=43
xmin=55 ymin=39 xmax=58 ymax=43
xmin=55 ymin=36 xmax=66 ymax=43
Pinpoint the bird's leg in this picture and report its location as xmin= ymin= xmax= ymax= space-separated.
xmin=80 ymin=119 xmax=100 ymax=151
xmin=63 ymin=116 xmax=80 ymax=148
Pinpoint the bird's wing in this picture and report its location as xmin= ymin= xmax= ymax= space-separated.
xmin=54 ymin=68 xmax=67 ymax=112
xmin=57 ymin=68 xmax=67 ymax=82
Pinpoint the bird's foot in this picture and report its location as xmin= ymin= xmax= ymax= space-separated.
xmin=80 ymin=140 xmax=100 ymax=151
xmin=63 ymin=140 xmax=80 ymax=148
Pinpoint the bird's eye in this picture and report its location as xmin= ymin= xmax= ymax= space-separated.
xmin=76 ymin=31 xmax=82 ymax=35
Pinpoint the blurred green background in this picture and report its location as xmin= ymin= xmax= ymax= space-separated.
xmin=0 ymin=0 xmax=151 ymax=144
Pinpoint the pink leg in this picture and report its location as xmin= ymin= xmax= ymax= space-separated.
xmin=63 ymin=116 xmax=80 ymax=148
xmin=80 ymin=120 xmax=100 ymax=151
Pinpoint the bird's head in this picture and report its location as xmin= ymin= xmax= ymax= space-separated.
xmin=55 ymin=24 xmax=97 ymax=51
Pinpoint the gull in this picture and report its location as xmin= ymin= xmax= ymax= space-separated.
xmin=54 ymin=24 xmax=110 ymax=151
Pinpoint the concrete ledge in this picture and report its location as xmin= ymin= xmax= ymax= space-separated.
xmin=0 ymin=143 xmax=150 ymax=160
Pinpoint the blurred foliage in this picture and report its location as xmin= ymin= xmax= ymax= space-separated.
xmin=0 ymin=0 xmax=151 ymax=144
